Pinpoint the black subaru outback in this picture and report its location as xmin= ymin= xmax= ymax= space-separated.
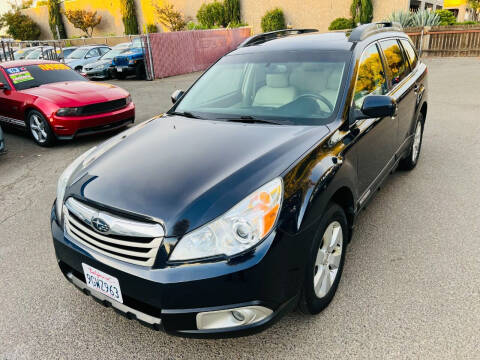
xmin=51 ymin=22 xmax=428 ymax=337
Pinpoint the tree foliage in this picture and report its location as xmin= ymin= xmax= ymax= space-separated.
xmin=154 ymin=2 xmax=188 ymax=31
xmin=197 ymin=1 xmax=226 ymax=28
xmin=261 ymin=8 xmax=286 ymax=32
xmin=468 ymin=0 xmax=480 ymax=21
xmin=64 ymin=9 xmax=102 ymax=37
xmin=224 ymin=0 xmax=241 ymax=25
xmin=350 ymin=0 xmax=373 ymax=25
xmin=0 ymin=10 xmax=41 ymax=40
xmin=121 ymin=0 xmax=139 ymax=35
xmin=48 ymin=0 xmax=67 ymax=39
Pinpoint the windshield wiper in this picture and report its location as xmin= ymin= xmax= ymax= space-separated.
xmin=169 ymin=111 xmax=204 ymax=119
xmin=219 ymin=116 xmax=283 ymax=125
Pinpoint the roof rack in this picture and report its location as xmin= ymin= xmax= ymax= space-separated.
xmin=348 ymin=22 xmax=403 ymax=42
xmin=237 ymin=29 xmax=318 ymax=48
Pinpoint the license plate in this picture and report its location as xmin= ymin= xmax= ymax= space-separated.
xmin=82 ymin=263 xmax=123 ymax=303
xmin=116 ymin=67 xmax=123 ymax=72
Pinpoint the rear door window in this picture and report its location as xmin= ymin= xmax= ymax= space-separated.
xmin=379 ymin=39 xmax=410 ymax=86
xmin=86 ymin=48 xmax=100 ymax=58
xmin=400 ymin=39 xmax=418 ymax=70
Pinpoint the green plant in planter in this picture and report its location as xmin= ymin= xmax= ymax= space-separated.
xmin=435 ymin=9 xmax=456 ymax=26
xmin=329 ymin=17 xmax=355 ymax=30
xmin=261 ymin=8 xmax=286 ymax=32
xmin=197 ymin=1 xmax=226 ymax=28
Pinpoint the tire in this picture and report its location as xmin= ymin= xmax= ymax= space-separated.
xmin=399 ymin=113 xmax=424 ymax=171
xmin=298 ymin=203 xmax=348 ymax=315
xmin=75 ymin=66 xmax=82 ymax=72
xmin=27 ymin=110 xmax=55 ymax=147
xmin=135 ymin=63 xmax=146 ymax=80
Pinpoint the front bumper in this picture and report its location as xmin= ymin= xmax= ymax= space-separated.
xmin=51 ymin=205 xmax=305 ymax=337
xmin=52 ymin=102 xmax=135 ymax=139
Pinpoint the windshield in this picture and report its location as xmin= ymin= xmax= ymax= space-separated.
xmin=101 ymin=48 xmax=129 ymax=60
xmin=173 ymin=51 xmax=350 ymax=125
xmin=62 ymin=48 xmax=76 ymax=57
xmin=66 ymin=48 xmax=89 ymax=59
xmin=25 ymin=48 xmax=43 ymax=59
xmin=131 ymin=38 xmax=142 ymax=48
xmin=14 ymin=48 xmax=35 ymax=60
xmin=6 ymin=63 xmax=87 ymax=90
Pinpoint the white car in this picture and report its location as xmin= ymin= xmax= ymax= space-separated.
xmin=64 ymin=45 xmax=111 ymax=71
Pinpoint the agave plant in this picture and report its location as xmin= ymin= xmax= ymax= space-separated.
xmin=410 ymin=10 xmax=441 ymax=27
xmin=386 ymin=10 xmax=413 ymax=28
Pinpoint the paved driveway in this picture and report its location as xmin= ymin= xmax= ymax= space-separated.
xmin=0 ymin=58 xmax=479 ymax=359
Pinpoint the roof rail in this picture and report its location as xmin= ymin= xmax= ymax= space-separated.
xmin=237 ymin=28 xmax=318 ymax=48
xmin=348 ymin=22 xmax=403 ymax=42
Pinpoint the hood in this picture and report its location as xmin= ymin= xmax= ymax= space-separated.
xmin=22 ymin=81 xmax=128 ymax=107
xmin=68 ymin=116 xmax=330 ymax=237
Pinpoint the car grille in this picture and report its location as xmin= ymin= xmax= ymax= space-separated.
xmin=114 ymin=57 xmax=129 ymax=66
xmin=81 ymin=98 xmax=127 ymax=116
xmin=63 ymin=198 xmax=164 ymax=267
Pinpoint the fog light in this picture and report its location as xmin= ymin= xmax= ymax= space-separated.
xmin=196 ymin=306 xmax=273 ymax=330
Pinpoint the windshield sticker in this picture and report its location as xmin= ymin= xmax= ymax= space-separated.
xmin=38 ymin=63 xmax=70 ymax=71
xmin=6 ymin=67 xmax=27 ymax=74
xmin=10 ymin=71 xmax=34 ymax=84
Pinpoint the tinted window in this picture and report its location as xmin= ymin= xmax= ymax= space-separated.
xmin=174 ymin=51 xmax=350 ymax=125
xmin=353 ymin=44 xmax=387 ymax=109
xmin=380 ymin=39 xmax=409 ymax=86
xmin=62 ymin=48 xmax=76 ymax=57
xmin=132 ymin=38 xmax=142 ymax=48
xmin=5 ymin=64 xmax=87 ymax=90
xmin=400 ymin=39 xmax=418 ymax=70
xmin=86 ymin=48 xmax=100 ymax=58
xmin=99 ymin=47 xmax=110 ymax=55
xmin=67 ymin=48 xmax=89 ymax=59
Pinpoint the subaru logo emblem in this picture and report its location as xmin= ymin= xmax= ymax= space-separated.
xmin=91 ymin=217 xmax=110 ymax=233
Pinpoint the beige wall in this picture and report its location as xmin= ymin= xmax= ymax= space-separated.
xmin=21 ymin=0 xmax=412 ymax=40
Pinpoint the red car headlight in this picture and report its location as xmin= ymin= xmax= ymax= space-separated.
xmin=56 ymin=107 xmax=82 ymax=116
xmin=126 ymin=95 xmax=132 ymax=105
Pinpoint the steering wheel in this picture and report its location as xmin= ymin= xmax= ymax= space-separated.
xmin=294 ymin=93 xmax=334 ymax=113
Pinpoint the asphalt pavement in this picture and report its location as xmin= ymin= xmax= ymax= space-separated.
xmin=0 ymin=58 xmax=479 ymax=359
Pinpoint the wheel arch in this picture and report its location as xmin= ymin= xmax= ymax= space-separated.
xmin=420 ymin=101 xmax=427 ymax=122
xmin=329 ymin=186 xmax=355 ymax=232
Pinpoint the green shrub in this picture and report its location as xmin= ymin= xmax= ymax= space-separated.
xmin=261 ymin=8 xmax=286 ymax=32
xmin=48 ymin=0 xmax=67 ymax=39
xmin=386 ymin=10 xmax=412 ymax=27
xmin=146 ymin=23 xmax=158 ymax=33
xmin=224 ymin=0 xmax=241 ymax=25
xmin=0 ymin=10 xmax=41 ymax=40
xmin=36 ymin=0 xmax=48 ymax=6
xmin=228 ymin=21 xmax=248 ymax=28
xmin=186 ymin=21 xmax=208 ymax=30
xmin=197 ymin=1 xmax=226 ymax=28
xmin=435 ymin=9 xmax=456 ymax=26
xmin=121 ymin=0 xmax=139 ymax=35
xmin=456 ymin=20 xmax=478 ymax=25
xmin=328 ymin=17 xmax=354 ymax=30
xmin=410 ymin=10 xmax=440 ymax=27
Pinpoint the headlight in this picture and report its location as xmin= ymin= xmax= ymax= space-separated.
xmin=56 ymin=147 xmax=97 ymax=222
xmin=126 ymin=95 xmax=132 ymax=104
xmin=169 ymin=178 xmax=283 ymax=261
xmin=128 ymin=59 xmax=135 ymax=64
xmin=93 ymin=64 xmax=106 ymax=70
xmin=56 ymin=107 xmax=82 ymax=116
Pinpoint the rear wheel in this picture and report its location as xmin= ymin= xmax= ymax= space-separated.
xmin=399 ymin=113 xmax=424 ymax=171
xmin=28 ymin=110 xmax=55 ymax=147
xmin=299 ymin=203 xmax=347 ymax=315
xmin=115 ymin=71 xmax=127 ymax=80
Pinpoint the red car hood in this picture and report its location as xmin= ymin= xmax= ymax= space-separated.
xmin=21 ymin=81 xmax=129 ymax=107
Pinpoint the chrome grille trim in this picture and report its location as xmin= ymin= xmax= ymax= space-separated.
xmin=64 ymin=198 xmax=164 ymax=267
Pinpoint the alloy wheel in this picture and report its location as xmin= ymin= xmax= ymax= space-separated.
xmin=412 ymin=121 xmax=422 ymax=163
xmin=313 ymin=221 xmax=343 ymax=298
xmin=30 ymin=114 xmax=48 ymax=144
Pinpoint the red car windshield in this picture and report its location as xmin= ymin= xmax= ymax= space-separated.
xmin=5 ymin=63 xmax=87 ymax=90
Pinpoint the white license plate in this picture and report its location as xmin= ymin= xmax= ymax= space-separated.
xmin=116 ymin=67 xmax=123 ymax=72
xmin=82 ymin=263 xmax=123 ymax=303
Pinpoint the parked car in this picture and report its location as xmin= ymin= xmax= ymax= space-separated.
xmin=82 ymin=43 xmax=132 ymax=80
xmin=51 ymin=23 xmax=428 ymax=337
xmin=0 ymin=124 xmax=5 ymax=154
xmin=0 ymin=60 xmax=134 ymax=146
xmin=111 ymin=38 xmax=145 ymax=79
xmin=13 ymin=47 xmax=39 ymax=60
xmin=25 ymin=46 xmax=57 ymax=60
xmin=65 ymin=45 xmax=111 ymax=72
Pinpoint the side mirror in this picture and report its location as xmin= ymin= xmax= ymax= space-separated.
xmin=171 ymin=89 xmax=184 ymax=104
xmin=360 ymin=95 xmax=397 ymax=118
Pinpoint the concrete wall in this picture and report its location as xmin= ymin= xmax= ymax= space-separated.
xmin=21 ymin=0 xmax=412 ymax=40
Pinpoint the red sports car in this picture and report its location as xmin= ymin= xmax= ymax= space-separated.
xmin=0 ymin=60 xmax=135 ymax=146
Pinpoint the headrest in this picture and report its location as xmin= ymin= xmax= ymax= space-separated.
xmin=266 ymin=73 xmax=289 ymax=88
xmin=302 ymin=63 xmax=325 ymax=72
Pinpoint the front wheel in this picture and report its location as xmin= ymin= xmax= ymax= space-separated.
xmin=399 ymin=113 xmax=424 ymax=171
xmin=298 ymin=203 xmax=348 ymax=315
xmin=28 ymin=110 xmax=55 ymax=147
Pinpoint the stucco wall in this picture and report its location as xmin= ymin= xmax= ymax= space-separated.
xmin=21 ymin=0 xmax=412 ymax=40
